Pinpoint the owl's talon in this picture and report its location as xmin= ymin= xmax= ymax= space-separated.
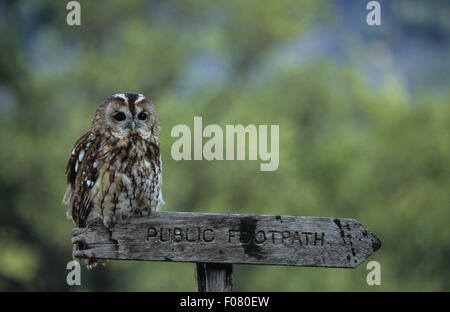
xmin=85 ymin=258 xmax=98 ymax=269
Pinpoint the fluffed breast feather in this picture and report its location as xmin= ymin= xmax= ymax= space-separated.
xmin=64 ymin=130 xmax=164 ymax=229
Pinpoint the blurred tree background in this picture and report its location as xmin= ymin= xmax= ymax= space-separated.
xmin=0 ymin=0 xmax=448 ymax=291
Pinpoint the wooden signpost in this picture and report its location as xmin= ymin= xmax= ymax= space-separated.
xmin=72 ymin=211 xmax=381 ymax=291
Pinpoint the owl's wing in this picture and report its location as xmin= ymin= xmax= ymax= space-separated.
xmin=145 ymin=140 xmax=164 ymax=210
xmin=64 ymin=132 xmax=100 ymax=227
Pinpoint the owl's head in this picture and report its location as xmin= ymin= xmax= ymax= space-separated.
xmin=93 ymin=93 xmax=160 ymax=140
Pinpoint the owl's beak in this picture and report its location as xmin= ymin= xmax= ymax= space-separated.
xmin=131 ymin=121 xmax=136 ymax=131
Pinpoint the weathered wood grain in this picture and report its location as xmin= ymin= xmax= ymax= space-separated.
xmin=195 ymin=263 xmax=233 ymax=292
xmin=72 ymin=211 xmax=381 ymax=268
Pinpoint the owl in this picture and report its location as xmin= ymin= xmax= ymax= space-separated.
xmin=63 ymin=93 xmax=164 ymax=267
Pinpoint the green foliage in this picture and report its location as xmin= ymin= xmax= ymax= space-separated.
xmin=0 ymin=0 xmax=448 ymax=291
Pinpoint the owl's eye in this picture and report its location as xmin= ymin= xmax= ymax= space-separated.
xmin=137 ymin=112 xmax=147 ymax=121
xmin=113 ymin=112 xmax=126 ymax=122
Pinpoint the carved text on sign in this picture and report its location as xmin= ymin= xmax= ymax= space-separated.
xmin=146 ymin=226 xmax=325 ymax=247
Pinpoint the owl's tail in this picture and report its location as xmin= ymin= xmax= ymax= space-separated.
xmin=83 ymin=258 xmax=108 ymax=269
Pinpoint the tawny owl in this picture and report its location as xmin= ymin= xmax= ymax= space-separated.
xmin=63 ymin=93 xmax=164 ymax=266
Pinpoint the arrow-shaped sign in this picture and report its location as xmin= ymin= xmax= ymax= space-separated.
xmin=72 ymin=211 xmax=381 ymax=268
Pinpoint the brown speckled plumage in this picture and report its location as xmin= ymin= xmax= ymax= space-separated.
xmin=63 ymin=93 xmax=164 ymax=268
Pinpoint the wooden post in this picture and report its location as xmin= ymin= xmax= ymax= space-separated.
xmin=195 ymin=262 xmax=233 ymax=292
xmin=72 ymin=211 xmax=381 ymax=291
